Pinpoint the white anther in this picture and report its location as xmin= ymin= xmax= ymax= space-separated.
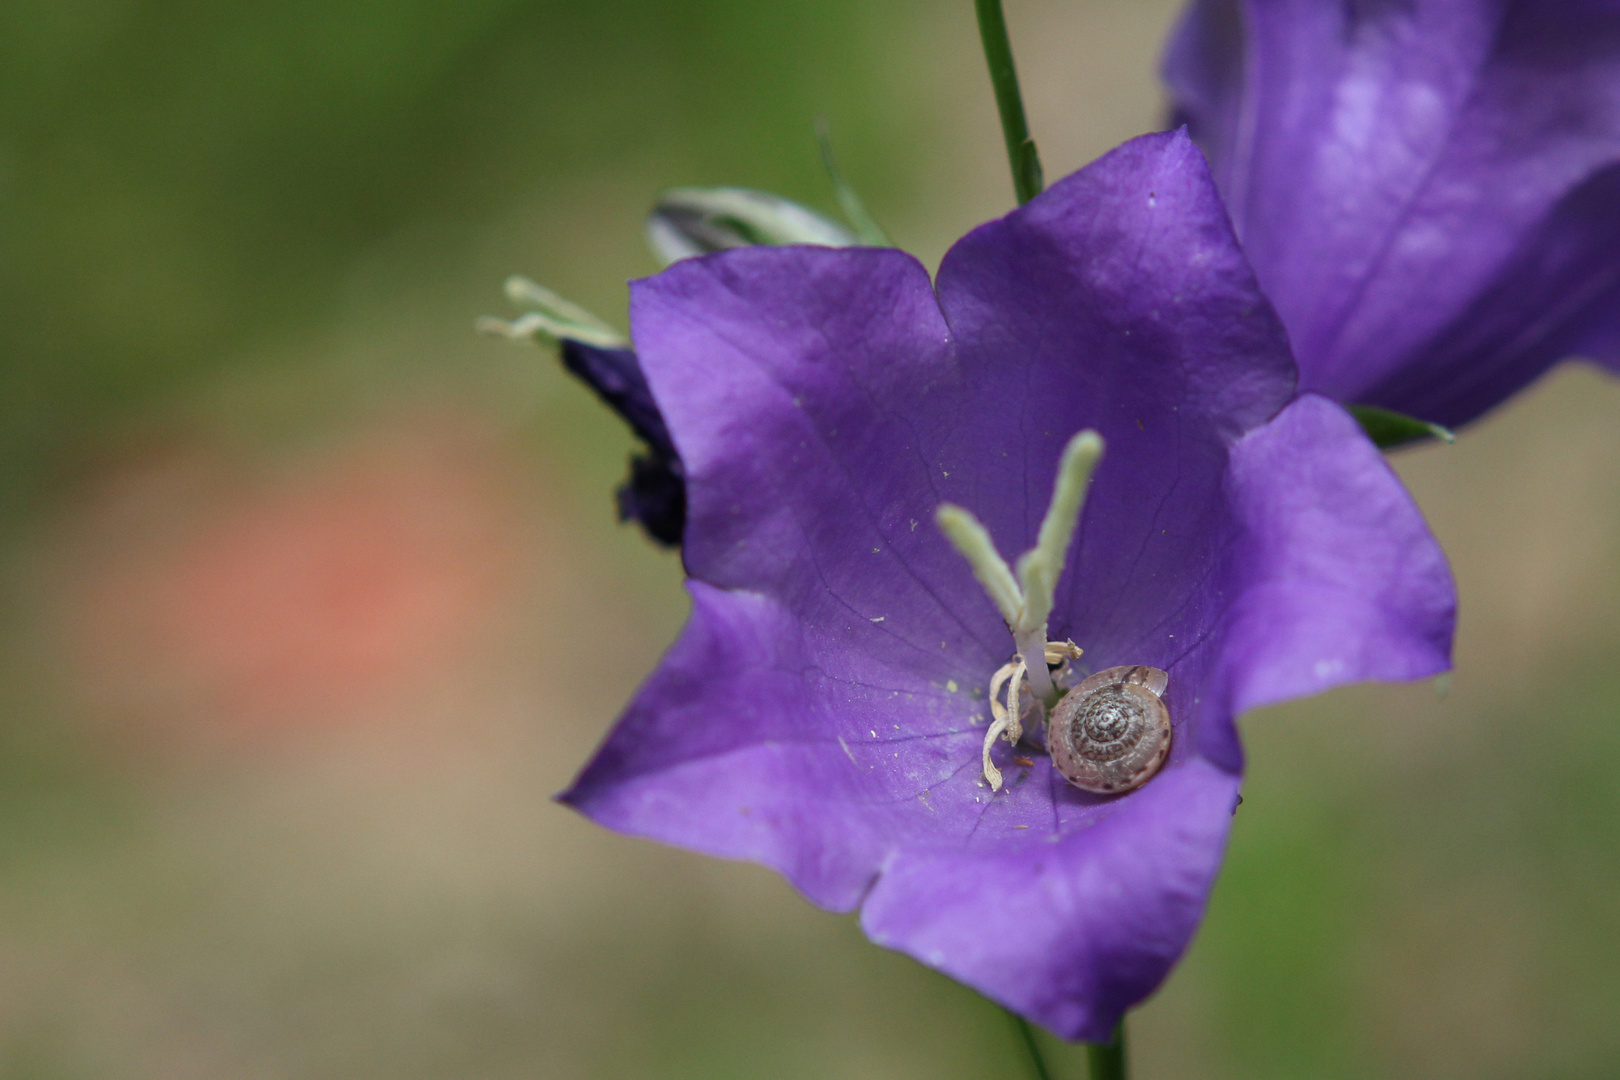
xmin=979 ymin=641 xmax=1083 ymax=790
xmin=1044 ymin=640 xmax=1083 ymax=673
xmin=982 ymin=707 xmax=1010 ymax=792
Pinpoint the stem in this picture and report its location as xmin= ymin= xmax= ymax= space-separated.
xmin=973 ymin=0 xmax=1044 ymax=205
xmin=1005 ymin=1009 xmax=1055 ymax=1080
xmin=814 ymin=118 xmax=893 ymax=247
xmin=1087 ymin=1022 xmax=1128 ymax=1080
xmin=1013 ymin=625 xmax=1056 ymax=701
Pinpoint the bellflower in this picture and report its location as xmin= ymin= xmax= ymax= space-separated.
xmin=561 ymin=131 xmax=1455 ymax=1039
xmin=1165 ymin=0 xmax=1620 ymax=428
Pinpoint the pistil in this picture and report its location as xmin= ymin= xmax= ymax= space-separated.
xmin=936 ymin=430 xmax=1104 ymax=789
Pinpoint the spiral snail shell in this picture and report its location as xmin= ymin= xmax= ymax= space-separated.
xmin=1047 ymin=665 xmax=1171 ymax=794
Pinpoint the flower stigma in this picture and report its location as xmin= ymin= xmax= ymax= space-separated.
xmin=935 ymin=429 xmax=1104 ymax=790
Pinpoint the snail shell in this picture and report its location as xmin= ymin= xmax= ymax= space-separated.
xmin=1047 ymin=665 xmax=1171 ymax=794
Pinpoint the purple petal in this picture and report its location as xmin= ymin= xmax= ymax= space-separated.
xmin=1579 ymin=299 xmax=1620 ymax=372
xmin=860 ymin=758 xmax=1240 ymax=1042
xmin=562 ymin=582 xmax=899 ymax=910
xmin=1353 ymin=163 xmax=1620 ymax=424
xmin=1221 ymin=394 xmax=1456 ymax=718
xmin=1165 ymin=0 xmax=1620 ymax=425
xmin=560 ymin=340 xmax=677 ymax=459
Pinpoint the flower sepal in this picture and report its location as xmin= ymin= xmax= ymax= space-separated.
xmin=1348 ymin=405 xmax=1456 ymax=451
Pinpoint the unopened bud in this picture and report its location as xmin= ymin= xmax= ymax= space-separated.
xmin=646 ymin=187 xmax=856 ymax=267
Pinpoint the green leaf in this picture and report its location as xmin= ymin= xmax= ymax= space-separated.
xmin=1348 ymin=404 xmax=1457 ymax=450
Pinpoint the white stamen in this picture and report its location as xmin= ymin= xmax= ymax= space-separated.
xmin=982 ymin=707 xmax=1010 ymax=790
xmin=988 ymin=660 xmax=1018 ymax=730
xmin=982 ymin=656 xmax=1026 ymax=792
xmin=980 ymin=644 xmax=1083 ymax=791
xmin=1002 ymin=657 xmax=1028 ymax=746
xmin=1045 ymin=641 xmax=1084 ymax=668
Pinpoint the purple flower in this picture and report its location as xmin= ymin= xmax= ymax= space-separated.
xmin=1165 ymin=0 xmax=1620 ymax=428
xmin=561 ymin=131 xmax=1455 ymax=1039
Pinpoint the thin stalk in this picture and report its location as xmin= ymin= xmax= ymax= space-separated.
xmin=1005 ymin=1009 xmax=1054 ymax=1080
xmin=1087 ymin=1022 xmax=1128 ymax=1080
xmin=973 ymin=0 xmax=1044 ymax=204
xmin=814 ymin=118 xmax=892 ymax=246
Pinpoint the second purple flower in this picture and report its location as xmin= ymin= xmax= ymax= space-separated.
xmin=1166 ymin=0 xmax=1620 ymax=428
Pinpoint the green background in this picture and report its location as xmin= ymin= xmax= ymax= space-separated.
xmin=2 ymin=0 xmax=1618 ymax=1076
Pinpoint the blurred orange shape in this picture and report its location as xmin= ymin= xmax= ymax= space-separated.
xmin=66 ymin=416 xmax=523 ymax=739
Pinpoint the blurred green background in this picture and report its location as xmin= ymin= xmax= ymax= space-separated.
xmin=1 ymin=0 xmax=1618 ymax=1076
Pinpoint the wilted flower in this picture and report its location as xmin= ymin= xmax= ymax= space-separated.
xmin=559 ymin=340 xmax=686 ymax=547
xmin=1165 ymin=0 xmax=1620 ymax=428
xmin=561 ymin=131 xmax=1455 ymax=1038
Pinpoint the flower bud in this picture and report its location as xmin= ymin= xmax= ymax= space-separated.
xmin=646 ymin=187 xmax=856 ymax=267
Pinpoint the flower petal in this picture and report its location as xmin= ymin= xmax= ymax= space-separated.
xmin=561 ymin=582 xmax=903 ymax=909
xmin=861 ymin=757 xmax=1240 ymax=1042
xmin=1165 ymin=0 xmax=1620 ymax=424
xmin=1221 ymin=393 xmax=1457 ymax=722
xmin=560 ymin=340 xmax=677 ymax=460
xmin=1356 ymin=166 xmax=1620 ymax=421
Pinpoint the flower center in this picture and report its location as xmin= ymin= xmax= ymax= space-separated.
xmin=935 ymin=429 xmax=1104 ymax=791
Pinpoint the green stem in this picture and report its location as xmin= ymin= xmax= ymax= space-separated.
xmin=1087 ymin=1022 xmax=1128 ymax=1080
xmin=973 ymin=0 xmax=1044 ymax=205
xmin=1005 ymin=1009 xmax=1054 ymax=1080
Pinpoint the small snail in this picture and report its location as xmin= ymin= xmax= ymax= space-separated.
xmin=1047 ymin=665 xmax=1171 ymax=794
